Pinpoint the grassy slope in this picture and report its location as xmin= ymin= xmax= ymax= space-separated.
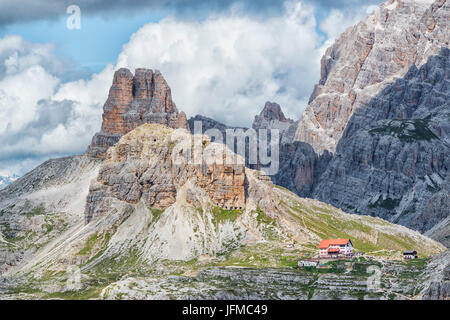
xmin=274 ymin=185 xmax=445 ymax=258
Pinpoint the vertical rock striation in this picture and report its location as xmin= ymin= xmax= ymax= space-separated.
xmin=87 ymin=68 xmax=188 ymax=158
xmin=252 ymin=102 xmax=332 ymax=197
xmin=296 ymin=0 xmax=449 ymax=154
xmin=281 ymin=0 xmax=450 ymax=244
xmin=313 ymin=47 xmax=449 ymax=238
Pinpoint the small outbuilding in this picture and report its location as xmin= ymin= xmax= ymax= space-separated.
xmin=403 ymin=250 xmax=418 ymax=259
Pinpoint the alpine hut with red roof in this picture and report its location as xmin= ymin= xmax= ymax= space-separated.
xmin=318 ymin=239 xmax=353 ymax=258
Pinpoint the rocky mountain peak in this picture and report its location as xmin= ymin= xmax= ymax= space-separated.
xmin=296 ymin=0 xmax=449 ymax=154
xmin=87 ymin=68 xmax=189 ymax=158
xmin=259 ymin=102 xmax=288 ymax=122
xmin=253 ymin=102 xmax=297 ymax=145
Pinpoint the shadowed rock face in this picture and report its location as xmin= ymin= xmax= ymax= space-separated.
xmin=312 ymin=48 xmax=450 ymax=239
xmin=269 ymin=0 xmax=450 ymax=245
xmin=188 ymin=105 xmax=330 ymax=199
xmin=87 ymin=68 xmax=188 ymax=158
xmin=296 ymin=0 xmax=449 ymax=154
xmin=188 ymin=114 xmax=248 ymax=138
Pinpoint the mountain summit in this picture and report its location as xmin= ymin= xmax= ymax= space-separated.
xmin=1 ymin=123 xmax=444 ymax=299
xmin=254 ymin=102 xmax=290 ymax=124
xmin=296 ymin=0 xmax=449 ymax=154
xmin=87 ymin=68 xmax=188 ymax=158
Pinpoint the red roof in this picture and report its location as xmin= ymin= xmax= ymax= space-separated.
xmin=318 ymin=238 xmax=351 ymax=249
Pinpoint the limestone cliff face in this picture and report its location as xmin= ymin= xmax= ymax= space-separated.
xmin=313 ymin=47 xmax=449 ymax=238
xmin=296 ymin=0 xmax=449 ymax=154
xmin=0 ymin=155 xmax=101 ymax=273
xmin=87 ymin=68 xmax=188 ymax=158
xmin=188 ymin=114 xmax=248 ymax=138
xmin=85 ymin=124 xmax=248 ymax=223
xmin=271 ymin=0 xmax=450 ymax=244
xmin=251 ymin=102 xmax=332 ymax=198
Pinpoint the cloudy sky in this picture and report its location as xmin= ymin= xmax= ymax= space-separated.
xmin=0 ymin=0 xmax=384 ymax=178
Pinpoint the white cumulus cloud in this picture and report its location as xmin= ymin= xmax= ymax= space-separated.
xmin=0 ymin=0 xmax=377 ymax=177
xmin=115 ymin=1 xmax=322 ymax=126
xmin=0 ymin=35 xmax=113 ymax=175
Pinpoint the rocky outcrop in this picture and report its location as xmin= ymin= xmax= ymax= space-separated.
xmin=0 ymin=155 xmax=101 ymax=203
xmin=253 ymin=101 xmax=291 ymax=127
xmin=271 ymin=142 xmax=332 ymax=197
xmin=176 ymin=111 xmax=189 ymax=130
xmin=188 ymin=114 xmax=258 ymax=170
xmin=85 ymin=124 xmax=248 ymax=223
xmin=296 ymin=0 xmax=449 ymax=154
xmin=188 ymin=101 xmax=296 ymax=146
xmin=1 ymin=117 xmax=445 ymax=296
xmin=182 ymin=0 xmax=450 ymax=246
xmin=250 ymin=102 xmax=331 ymax=198
xmin=1 ymin=0 xmax=449 ymax=297
xmin=275 ymin=142 xmax=316 ymax=197
xmin=87 ymin=68 xmax=188 ymax=158
xmin=426 ymin=214 xmax=450 ymax=248
xmin=99 ymin=256 xmax=450 ymax=300
xmin=253 ymin=101 xmax=297 ymax=145
xmin=266 ymin=0 xmax=450 ymax=245
xmin=187 ymin=102 xmax=329 ymax=199
xmin=0 ymin=175 xmax=18 ymax=191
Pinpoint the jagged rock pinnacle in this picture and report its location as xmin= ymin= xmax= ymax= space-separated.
xmin=87 ymin=68 xmax=189 ymax=158
xmin=258 ymin=102 xmax=288 ymax=122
